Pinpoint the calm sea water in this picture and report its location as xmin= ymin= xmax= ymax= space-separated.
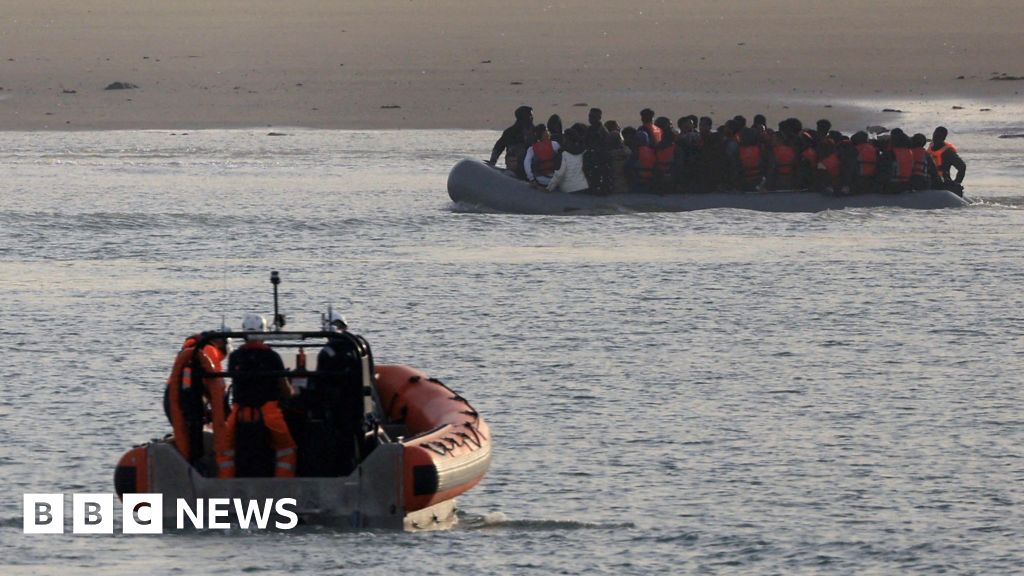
xmin=1 ymin=110 xmax=1023 ymax=574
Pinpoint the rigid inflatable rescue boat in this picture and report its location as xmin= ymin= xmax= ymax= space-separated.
xmin=447 ymin=158 xmax=969 ymax=214
xmin=114 ymin=275 xmax=490 ymax=531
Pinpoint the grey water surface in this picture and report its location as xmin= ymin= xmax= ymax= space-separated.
xmin=0 ymin=122 xmax=1022 ymax=575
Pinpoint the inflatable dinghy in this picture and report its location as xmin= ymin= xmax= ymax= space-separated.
xmin=447 ymin=158 xmax=968 ymax=214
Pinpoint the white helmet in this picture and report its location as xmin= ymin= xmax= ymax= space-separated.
xmin=325 ymin=309 xmax=348 ymax=332
xmin=241 ymin=313 xmax=267 ymax=332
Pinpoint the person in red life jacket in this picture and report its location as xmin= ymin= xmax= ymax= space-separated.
xmin=217 ymin=313 xmax=297 ymax=479
xmin=524 ymin=124 xmax=561 ymax=186
xmin=888 ymin=130 xmax=914 ymax=193
xmin=639 ymin=108 xmax=662 ymax=146
xmin=630 ymin=128 xmax=657 ymax=194
xmin=929 ymin=126 xmax=967 ymax=196
xmin=653 ymin=116 xmax=677 ymax=193
xmin=797 ymin=131 xmax=819 ymax=190
xmin=909 ymin=133 xmax=931 ymax=191
xmin=737 ymin=127 xmax=766 ymax=191
xmin=849 ymin=131 xmax=879 ymax=194
xmin=487 ymin=105 xmax=534 ymax=179
xmin=767 ymin=132 xmax=799 ymax=191
xmin=814 ymin=139 xmax=842 ymax=194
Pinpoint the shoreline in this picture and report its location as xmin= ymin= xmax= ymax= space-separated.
xmin=1 ymin=93 xmax=1018 ymax=133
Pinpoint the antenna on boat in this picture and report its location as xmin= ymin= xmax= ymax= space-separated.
xmin=271 ymin=270 xmax=285 ymax=331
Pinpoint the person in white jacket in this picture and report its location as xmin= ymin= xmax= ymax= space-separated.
xmin=546 ymin=126 xmax=590 ymax=194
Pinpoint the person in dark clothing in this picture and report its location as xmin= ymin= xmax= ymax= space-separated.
xmin=815 ymin=119 xmax=832 ymax=144
xmin=547 ymin=114 xmax=564 ymax=145
xmin=928 ymin=126 xmax=966 ymax=195
xmin=584 ymin=108 xmax=611 ymax=193
xmin=488 ymin=105 xmax=534 ymax=178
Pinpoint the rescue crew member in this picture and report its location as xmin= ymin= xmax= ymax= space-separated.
xmin=929 ymin=126 xmax=966 ymax=195
xmin=487 ymin=105 xmax=534 ymax=179
xmin=524 ymin=124 xmax=561 ymax=186
xmin=217 ymin=314 xmax=297 ymax=479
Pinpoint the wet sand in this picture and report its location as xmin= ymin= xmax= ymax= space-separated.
xmin=1 ymin=0 xmax=1023 ymax=131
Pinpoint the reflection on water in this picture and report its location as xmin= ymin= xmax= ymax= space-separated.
xmin=0 ymin=126 xmax=1022 ymax=574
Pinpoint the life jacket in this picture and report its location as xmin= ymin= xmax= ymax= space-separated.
xmin=655 ymin=143 xmax=676 ymax=176
xmin=892 ymin=148 xmax=914 ymax=182
xmin=531 ymin=140 xmax=556 ymax=177
xmin=819 ymin=153 xmax=840 ymax=185
xmin=928 ymin=142 xmax=957 ymax=178
xmin=738 ymin=145 xmax=762 ymax=182
xmin=772 ymin=144 xmax=797 ymax=175
xmin=166 ymin=345 xmax=227 ymax=466
xmin=218 ymin=402 xmax=297 ymax=478
xmin=855 ymin=143 xmax=878 ymax=177
xmin=911 ymin=147 xmax=929 ymax=178
xmin=637 ymin=145 xmax=656 ymax=183
xmin=642 ymin=123 xmax=663 ymax=146
xmin=801 ymin=147 xmax=818 ymax=167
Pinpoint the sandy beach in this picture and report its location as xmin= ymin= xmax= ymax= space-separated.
xmin=2 ymin=0 xmax=1023 ymax=131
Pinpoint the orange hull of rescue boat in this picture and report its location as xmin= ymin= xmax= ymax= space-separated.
xmin=376 ymin=365 xmax=492 ymax=512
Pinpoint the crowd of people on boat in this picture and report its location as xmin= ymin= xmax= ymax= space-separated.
xmin=487 ymin=106 xmax=967 ymax=197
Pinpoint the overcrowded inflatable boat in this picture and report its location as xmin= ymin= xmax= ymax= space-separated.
xmin=447 ymin=158 xmax=969 ymax=215
xmin=114 ymin=273 xmax=491 ymax=531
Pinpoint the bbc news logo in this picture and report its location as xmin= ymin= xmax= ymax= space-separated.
xmin=24 ymin=494 xmax=299 ymax=534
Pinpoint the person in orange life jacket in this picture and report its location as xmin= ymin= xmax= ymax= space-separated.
xmin=767 ymin=131 xmax=799 ymax=191
xmin=217 ymin=313 xmax=297 ymax=479
xmin=487 ymin=105 xmax=534 ymax=179
xmin=909 ymin=133 xmax=932 ymax=191
xmin=929 ymin=126 xmax=966 ymax=196
xmin=737 ymin=127 xmax=767 ymax=191
xmin=887 ymin=130 xmax=914 ymax=193
xmin=814 ymin=139 xmax=842 ymax=194
xmin=639 ymin=108 xmax=662 ymax=146
xmin=163 ymin=329 xmax=229 ymax=427
xmin=652 ymin=116 xmax=677 ymax=192
xmin=548 ymin=126 xmax=591 ymax=194
xmin=849 ymin=131 xmax=879 ymax=194
xmin=524 ymin=124 xmax=561 ymax=186
xmin=547 ymin=114 xmax=564 ymax=146
xmin=629 ymin=128 xmax=657 ymax=194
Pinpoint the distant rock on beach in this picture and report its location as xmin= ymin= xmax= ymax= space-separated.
xmin=104 ymin=82 xmax=139 ymax=90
